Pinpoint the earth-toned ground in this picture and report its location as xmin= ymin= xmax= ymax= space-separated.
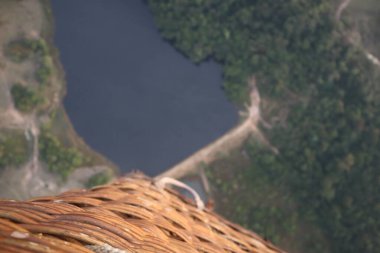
xmin=0 ymin=0 xmax=116 ymax=200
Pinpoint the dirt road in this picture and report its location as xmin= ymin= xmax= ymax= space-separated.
xmin=335 ymin=0 xmax=352 ymax=21
xmin=336 ymin=0 xmax=380 ymax=67
xmin=157 ymin=77 xmax=272 ymax=179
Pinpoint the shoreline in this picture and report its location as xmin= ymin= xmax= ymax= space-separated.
xmin=40 ymin=0 xmax=119 ymax=175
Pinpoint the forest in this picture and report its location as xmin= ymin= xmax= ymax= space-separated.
xmin=148 ymin=1 xmax=380 ymax=252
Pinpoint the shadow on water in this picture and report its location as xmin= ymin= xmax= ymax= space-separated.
xmin=51 ymin=0 xmax=238 ymax=176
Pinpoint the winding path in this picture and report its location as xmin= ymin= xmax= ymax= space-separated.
xmin=335 ymin=0 xmax=352 ymax=21
xmin=0 ymin=67 xmax=43 ymax=196
xmin=336 ymin=0 xmax=380 ymax=67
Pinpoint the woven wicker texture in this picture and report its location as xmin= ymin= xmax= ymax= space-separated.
xmin=0 ymin=174 xmax=285 ymax=253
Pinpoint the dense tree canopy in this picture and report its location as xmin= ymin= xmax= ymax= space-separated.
xmin=149 ymin=1 xmax=380 ymax=252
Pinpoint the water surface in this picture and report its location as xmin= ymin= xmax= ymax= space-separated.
xmin=51 ymin=0 xmax=238 ymax=175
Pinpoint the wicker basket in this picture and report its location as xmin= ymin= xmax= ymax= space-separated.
xmin=0 ymin=173 xmax=285 ymax=253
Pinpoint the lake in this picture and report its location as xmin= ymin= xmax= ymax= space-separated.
xmin=51 ymin=0 xmax=238 ymax=176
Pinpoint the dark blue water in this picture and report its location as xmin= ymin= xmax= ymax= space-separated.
xmin=51 ymin=0 xmax=238 ymax=176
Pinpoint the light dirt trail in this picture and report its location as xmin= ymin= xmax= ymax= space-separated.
xmin=157 ymin=77 xmax=274 ymax=179
xmin=157 ymin=0 xmax=379 ymax=182
xmin=0 ymin=68 xmax=42 ymax=194
xmin=365 ymin=51 xmax=380 ymax=67
xmin=336 ymin=0 xmax=380 ymax=68
xmin=21 ymin=118 xmax=44 ymax=194
xmin=336 ymin=0 xmax=352 ymax=21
